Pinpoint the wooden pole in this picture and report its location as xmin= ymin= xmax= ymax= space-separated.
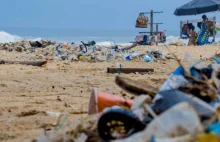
xmin=150 ymin=10 xmax=153 ymax=36
xmin=213 ymin=16 xmax=216 ymax=42
xmin=180 ymin=21 xmax=183 ymax=39
xmin=143 ymin=11 xmax=163 ymax=14
xmin=156 ymin=24 xmax=159 ymax=45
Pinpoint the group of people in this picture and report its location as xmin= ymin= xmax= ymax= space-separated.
xmin=183 ymin=15 xmax=213 ymax=46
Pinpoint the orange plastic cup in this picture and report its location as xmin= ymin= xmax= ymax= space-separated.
xmin=88 ymin=88 xmax=134 ymax=115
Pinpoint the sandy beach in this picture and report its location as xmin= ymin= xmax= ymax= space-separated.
xmin=2 ymin=0 xmax=220 ymax=141
xmin=0 ymin=45 xmax=219 ymax=142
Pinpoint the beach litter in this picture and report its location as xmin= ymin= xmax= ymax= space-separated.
xmin=0 ymin=39 xmax=174 ymax=63
xmin=35 ymin=56 xmax=220 ymax=142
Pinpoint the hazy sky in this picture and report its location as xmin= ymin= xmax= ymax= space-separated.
xmin=0 ymin=0 xmax=218 ymax=32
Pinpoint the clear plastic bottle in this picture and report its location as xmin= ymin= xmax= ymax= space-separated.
xmin=153 ymin=66 xmax=187 ymax=101
xmin=184 ymin=52 xmax=206 ymax=69
xmin=143 ymin=54 xmax=153 ymax=62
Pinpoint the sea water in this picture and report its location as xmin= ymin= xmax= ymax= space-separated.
xmin=0 ymin=28 xmax=220 ymax=46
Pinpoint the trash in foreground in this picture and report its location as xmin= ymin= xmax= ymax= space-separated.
xmin=36 ymin=57 xmax=220 ymax=142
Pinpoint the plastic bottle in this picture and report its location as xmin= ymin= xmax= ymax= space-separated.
xmin=144 ymin=54 xmax=153 ymax=62
xmin=153 ymin=66 xmax=188 ymax=101
xmin=184 ymin=52 xmax=206 ymax=69
xmin=124 ymin=55 xmax=132 ymax=61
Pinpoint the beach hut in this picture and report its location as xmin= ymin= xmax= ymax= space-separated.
xmin=133 ymin=10 xmax=165 ymax=46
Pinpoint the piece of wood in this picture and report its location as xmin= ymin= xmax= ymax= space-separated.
xmin=156 ymin=24 xmax=159 ymax=45
xmin=107 ymin=67 xmax=154 ymax=74
xmin=143 ymin=11 xmax=163 ymax=14
xmin=115 ymin=76 xmax=157 ymax=97
xmin=124 ymin=43 xmax=138 ymax=50
xmin=0 ymin=60 xmax=47 ymax=67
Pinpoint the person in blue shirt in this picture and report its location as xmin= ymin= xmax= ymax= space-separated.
xmin=196 ymin=15 xmax=211 ymax=46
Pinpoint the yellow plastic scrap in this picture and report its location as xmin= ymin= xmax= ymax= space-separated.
xmin=63 ymin=43 xmax=68 ymax=47
xmin=197 ymin=133 xmax=220 ymax=142
xmin=79 ymin=55 xmax=88 ymax=61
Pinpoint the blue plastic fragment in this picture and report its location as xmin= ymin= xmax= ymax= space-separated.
xmin=159 ymin=66 xmax=185 ymax=91
xmin=209 ymin=102 xmax=220 ymax=108
xmin=125 ymin=55 xmax=132 ymax=61
xmin=212 ymin=57 xmax=220 ymax=64
xmin=56 ymin=46 xmax=63 ymax=55
xmin=172 ymin=66 xmax=184 ymax=75
xmin=150 ymin=135 xmax=156 ymax=142
xmin=207 ymin=122 xmax=220 ymax=134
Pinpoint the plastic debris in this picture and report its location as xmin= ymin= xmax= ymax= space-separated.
xmin=114 ymin=103 xmax=203 ymax=142
xmin=144 ymin=54 xmax=153 ymax=62
xmin=36 ymin=54 xmax=220 ymax=142
xmin=45 ymin=111 xmax=61 ymax=117
xmin=152 ymin=90 xmax=215 ymax=120
xmin=88 ymin=88 xmax=134 ymax=115
xmin=197 ymin=133 xmax=219 ymax=142
xmin=98 ymin=108 xmax=145 ymax=140
xmin=207 ymin=122 xmax=220 ymax=135
xmin=0 ymin=40 xmax=174 ymax=63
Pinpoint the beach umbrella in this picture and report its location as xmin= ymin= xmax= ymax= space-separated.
xmin=174 ymin=0 xmax=220 ymax=16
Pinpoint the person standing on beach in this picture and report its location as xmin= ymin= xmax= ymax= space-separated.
xmin=196 ymin=15 xmax=210 ymax=45
xmin=188 ymin=26 xmax=197 ymax=46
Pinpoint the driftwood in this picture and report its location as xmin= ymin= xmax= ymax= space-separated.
xmin=107 ymin=67 xmax=154 ymax=74
xmin=115 ymin=76 xmax=157 ymax=97
xmin=124 ymin=43 xmax=138 ymax=50
xmin=0 ymin=60 xmax=47 ymax=67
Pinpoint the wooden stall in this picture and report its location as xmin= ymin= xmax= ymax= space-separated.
xmin=135 ymin=10 xmax=165 ymax=45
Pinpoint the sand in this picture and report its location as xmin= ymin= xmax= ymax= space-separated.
xmin=0 ymin=45 xmax=219 ymax=142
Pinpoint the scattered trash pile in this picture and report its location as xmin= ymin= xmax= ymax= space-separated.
xmin=143 ymin=50 xmax=174 ymax=62
xmin=0 ymin=40 xmax=53 ymax=52
xmin=0 ymin=40 xmax=173 ymax=63
xmin=36 ymin=57 xmax=220 ymax=142
xmin=122 ymin=49 xmax=174 ymax=63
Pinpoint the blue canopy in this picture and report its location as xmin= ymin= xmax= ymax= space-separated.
xmin=174 ymin=0 xmax=220 ymax=16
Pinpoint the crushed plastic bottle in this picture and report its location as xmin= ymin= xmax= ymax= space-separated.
xmin=124 ymin=55 xmax=132 ymax=61
xmin=212 ymin=57 xmax=220 ymax=64
xmin=184 ymin=52 xmax=206 ymax=69
xmin=144 ymin=54 xmax=153 ymax=62
xmin=154 ymin=66 xmax=187 ymax=101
